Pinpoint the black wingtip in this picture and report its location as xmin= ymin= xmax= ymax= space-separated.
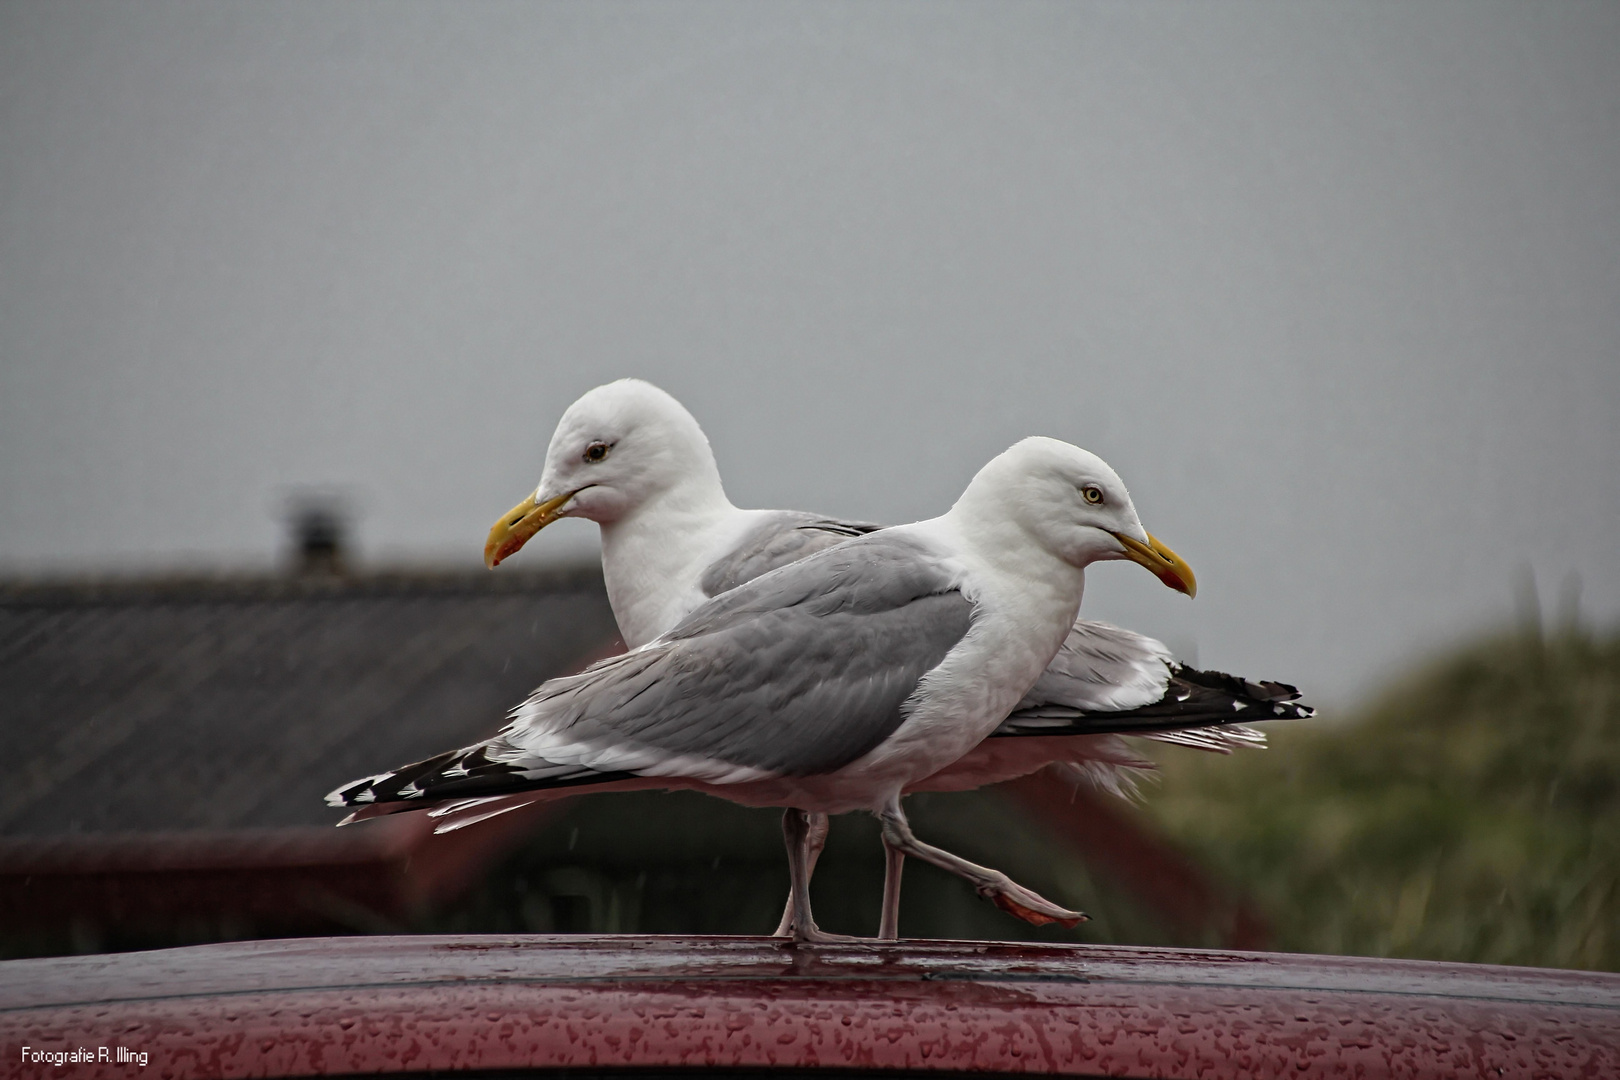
xmin=325 ymin=738 xmax=645 ymax=816
xmin=998 ymin=662 xmax=1315 ymax=739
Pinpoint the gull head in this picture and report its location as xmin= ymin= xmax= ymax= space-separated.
xmin=485 ymin=379 xmax=726 ymax=568
xmin=953 ymin=437 xmax=1196 ymax=596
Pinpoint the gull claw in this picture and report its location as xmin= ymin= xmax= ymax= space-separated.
xmin=788 ymin=926 xmax=862 ymax=944
xmin=980 ymin=881 xmax=1087 ymax=928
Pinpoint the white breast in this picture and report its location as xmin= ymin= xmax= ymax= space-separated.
xmin=600 ymin=504 xmax=766 ymax=648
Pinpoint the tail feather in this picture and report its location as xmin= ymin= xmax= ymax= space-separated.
xmin=1046 ymin=758 xmax=1156 ymax=801
xmin=1141 ymin=723 xmax=1269 ymax=754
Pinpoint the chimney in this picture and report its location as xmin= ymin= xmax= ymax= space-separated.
xmin=288 ymin=502 xmax=348 ymax=576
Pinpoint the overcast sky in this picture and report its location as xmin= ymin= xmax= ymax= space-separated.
xmin=1 ymin=1 xmax=1616 ymax=705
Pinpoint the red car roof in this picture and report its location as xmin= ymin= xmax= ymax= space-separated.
xmin=3 ymin=935 xmax=1616 ymax=1078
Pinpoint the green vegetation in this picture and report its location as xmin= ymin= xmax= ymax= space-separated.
xmin=1140 ymin=623 xmax=1620 ymax=971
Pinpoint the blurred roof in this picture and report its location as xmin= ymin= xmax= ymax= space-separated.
xmin=0 ymin=566 xmax=1265 ymax=955
xmin=0 ymin=567 xmax=620 ymax=837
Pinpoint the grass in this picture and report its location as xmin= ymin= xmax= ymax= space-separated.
xmin=1139 ymin=622 xmax=1620 ymax=970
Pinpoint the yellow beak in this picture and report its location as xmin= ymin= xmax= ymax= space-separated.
xmin=484 ymin=490 xmax=577 ymax=569
xmin=1110 ymin=530 xmax=1197 ymax=598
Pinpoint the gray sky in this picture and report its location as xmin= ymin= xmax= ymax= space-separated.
xmin=1 ymin=1 xmax=1616 ymax=705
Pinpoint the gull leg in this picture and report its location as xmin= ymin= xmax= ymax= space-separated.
xmin=878 ymin=841 xmax=905 ymax=940
xmin=779 ymin=808 xmax=854 ymax=943
xmin=772 ymin=810 xmax=829 ymax=936
xmin=877 ymin=796 xmax=1086 ymax=929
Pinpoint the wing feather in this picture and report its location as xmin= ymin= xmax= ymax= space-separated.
xmin=699 ymin=512 xmax=885 ymax=597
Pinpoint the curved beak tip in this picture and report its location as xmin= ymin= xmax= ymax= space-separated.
xmin=1164 ymin=567 xmax=1197 ymax=598
xmin=1112 ymin=530 xmax=1197 ymax=598
xmin=484 ymin=490 xmax=573 ymax=570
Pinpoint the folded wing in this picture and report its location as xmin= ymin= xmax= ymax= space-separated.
xmin=695 ymin=516 xmax=1312 ymax=752
xmin=329 ymin=533 xmax=972 ymax=810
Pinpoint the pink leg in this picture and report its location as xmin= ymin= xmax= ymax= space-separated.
xmin=878 ymin=841 xmax=905 ymax=939
xmin=878 ymin=796 xmax=1085 ymax=929
xmin=775 ymin=809 xmax=849 ymax=943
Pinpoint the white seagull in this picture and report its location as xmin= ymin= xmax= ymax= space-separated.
xmin=332 ymin=433 xmax=1305 ymax=941
xmin=480 ymin=380 xmax=1307 ymax=937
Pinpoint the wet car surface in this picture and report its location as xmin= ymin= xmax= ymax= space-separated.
xmin=3 ymin=935 xmax=1616 ymax=1078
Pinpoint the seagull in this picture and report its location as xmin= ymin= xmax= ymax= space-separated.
xmin=332 ymin=435 xmax=1304 ymax=941
xmin=478 ymin=380 xmax=1309 ymax=936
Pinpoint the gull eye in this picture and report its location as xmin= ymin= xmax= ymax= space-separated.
xmin=583 ymin=442 xmax=610 ymax=464
xmin=1081 ymin=485 xmax=1105 ymax=505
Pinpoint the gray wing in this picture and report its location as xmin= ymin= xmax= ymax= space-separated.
xmin=695 ymin=520 xmax=1308 ymax=753
xmin=698 ymin=511 xmax=885 ymax=597
xmin=329 ymin=533 xmax=972 ymax=808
